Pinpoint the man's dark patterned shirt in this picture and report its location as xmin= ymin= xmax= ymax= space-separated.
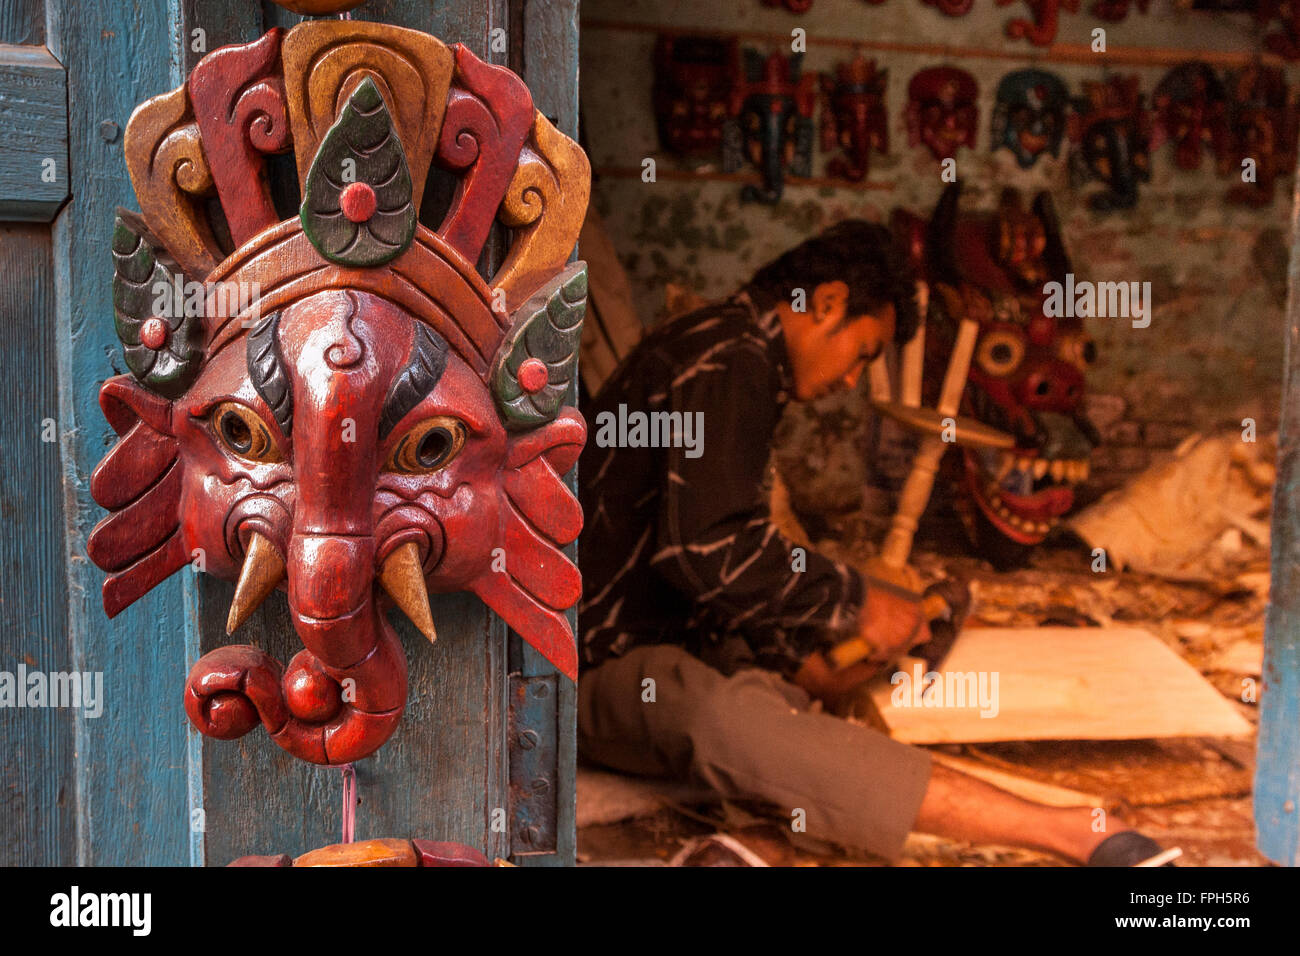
xmin=578 ymin=293 xmax=866 ymax=678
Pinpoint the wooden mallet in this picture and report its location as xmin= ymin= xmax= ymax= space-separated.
xmin=828 ymin=291 xmax=1014 ymax=670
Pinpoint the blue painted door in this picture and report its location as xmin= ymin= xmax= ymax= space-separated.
xmin=0 ymin=0 xmax=577 ymax=867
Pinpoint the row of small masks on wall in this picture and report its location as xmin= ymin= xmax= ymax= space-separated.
xmin=655 ymin=37 xmax=1299 ymax=210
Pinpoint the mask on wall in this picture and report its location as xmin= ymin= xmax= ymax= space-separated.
xmin=87 ymin=22 xmax=590 ymax=769
xmin=997 ymin=0 xmax=1081 ymax=47
xmin=722 ymin=49 xmax=816 ymax=204
xmin=991 ymin=69 xmax=1069 ymax=168
xmin=906 ymin=66 xmax=979 ymax=162
xmin=820 ymin=55 xmax=889 ymax=182
xmin=1152 ymin=61 xmax=1230 ymax=171
xmin=1256 ymin=2 xmax=1300 ymax=60
xmin=908 ymin=184 xmax=1099 ymax=566
xmin=1069 ymin=75 xmax=1151 ymax=211
xmin=1222 ymin=63 xmax=1298 ymax=207
xmin=653 ymin=34 xmax=738 ymax=162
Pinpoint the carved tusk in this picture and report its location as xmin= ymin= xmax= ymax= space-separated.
xmin=226 ymin=532 xmax=286 ymax=635
xmin=380 ymin=541 xmax=437 ymax=644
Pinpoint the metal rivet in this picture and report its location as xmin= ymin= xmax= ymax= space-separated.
xmin=100 ymin=121 xmax=120 ymax=143
xmin=516 ymin=729 xmax=539 ymax=751
xmin=532 ymin=682 xmax=550 ymax=699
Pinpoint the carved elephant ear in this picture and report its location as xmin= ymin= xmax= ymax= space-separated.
xmin=490 ymin=261 xmax=587 ymax=430
xmin=112 ymin=209 xmax=204 ymax=399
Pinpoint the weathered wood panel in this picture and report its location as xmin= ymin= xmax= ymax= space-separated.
xmin=52 ymin=0 xmax=197 ymax=866
xmin=0 ymin=44 xmax=67 ymax=221
xmin=0 ymin=0 xmax=43 ymax=45
xmin=1258 ymin=172 xmax=1300 ymax=867
xmin=511 ymin=0 xmax=580 ymax=868
xmin=0 ymin=223 xmax=73 ymax=866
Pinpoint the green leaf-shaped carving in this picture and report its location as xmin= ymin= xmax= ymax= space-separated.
xmin=300 ymin=78 xmax=417 ymax=267
xmin=111 ymin=210 xmax=204 ymax=399
xmin=491 ymin=262 xmax=588 ymax=430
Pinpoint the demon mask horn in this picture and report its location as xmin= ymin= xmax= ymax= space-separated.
xmin=87 ymin=21 xmax=591 ymax=767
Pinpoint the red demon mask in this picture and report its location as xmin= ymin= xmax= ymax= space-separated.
xmin=86 ymin=22 xmax=591 ymax=767
xmin=906 ymin=66 xmax=979 ymax=162
xmin=905 ymin=184 xmax=1100 ymax=565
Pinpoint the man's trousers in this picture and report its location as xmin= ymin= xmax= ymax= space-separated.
xmin=578 ymin=644 xmax=933 ymax=861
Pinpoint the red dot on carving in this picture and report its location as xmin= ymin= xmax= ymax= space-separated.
xmin=141 ymin=317 xmax=169 ymax=350
xmin=518 ymin=358 xmax=549 ymax=394
xmin=340 ymin=181 xmax=378 ymax=223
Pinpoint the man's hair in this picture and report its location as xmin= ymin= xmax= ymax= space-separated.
xmin=744 ymin=219 xmax=920 ymax=345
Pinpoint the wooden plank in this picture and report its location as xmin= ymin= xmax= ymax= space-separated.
xmin=0 ymin=43 xmax=67 ymax=221
xmin=512 ymin=0 xmax=578 ymax=868
xmin=1257 ymin=166 xmax=1300 ymax=866
xmin=198 ymin=588 xmax=509 ymax=863
xmin=0 ymin=223 xmax=74 ymax=865
xmin=51 ymin=0 xmax=193 ymax=865
xmin=865 ymin=628 xmax=1254 ymax=745
xmin=0 ymin=0 xmax=44 ymax=45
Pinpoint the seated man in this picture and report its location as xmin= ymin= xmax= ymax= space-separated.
xmin=577 ymin=220 xmax=1169 ymax=866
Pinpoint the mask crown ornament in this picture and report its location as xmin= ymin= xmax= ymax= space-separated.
xmin=87 ymin=20 xmax=591 ymax=768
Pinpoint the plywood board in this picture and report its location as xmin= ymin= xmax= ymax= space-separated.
xmin=866 ymin=628 xmax=1254 ymax=744
xmin=928 ymin=753 xmax=1105 ymax=808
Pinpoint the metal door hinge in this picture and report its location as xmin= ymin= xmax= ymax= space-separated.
xmin=508 ymin=673 xmax=558 ymax=856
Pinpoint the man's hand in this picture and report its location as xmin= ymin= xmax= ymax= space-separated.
xmin=793 ymin=587 xmax=930 ymax=706
xmin=855 ymin=584 xmax=930 ymax=661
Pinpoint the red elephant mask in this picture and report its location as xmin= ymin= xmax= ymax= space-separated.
xmin=86 ymin=21 xmax=591 ymax=767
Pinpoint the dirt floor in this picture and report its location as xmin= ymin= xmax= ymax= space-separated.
xmin=577 ymin=524 xmax=1272 ymax=866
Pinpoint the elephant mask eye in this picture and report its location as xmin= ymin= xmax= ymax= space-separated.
xmin=211 ymin=402 xmax=283 ymax=463
xmin=386 ymin=416 xmax=467 ymax=474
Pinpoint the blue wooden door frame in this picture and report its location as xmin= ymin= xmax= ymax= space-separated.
xmin=0 ymin=0 xmax=578 ymax=867
xmin=1259 ymin=185 xmax=1300 ymax=866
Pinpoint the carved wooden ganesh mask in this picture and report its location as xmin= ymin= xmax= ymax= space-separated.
xmin=86 ymin=22 xmax=590 ymax=768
